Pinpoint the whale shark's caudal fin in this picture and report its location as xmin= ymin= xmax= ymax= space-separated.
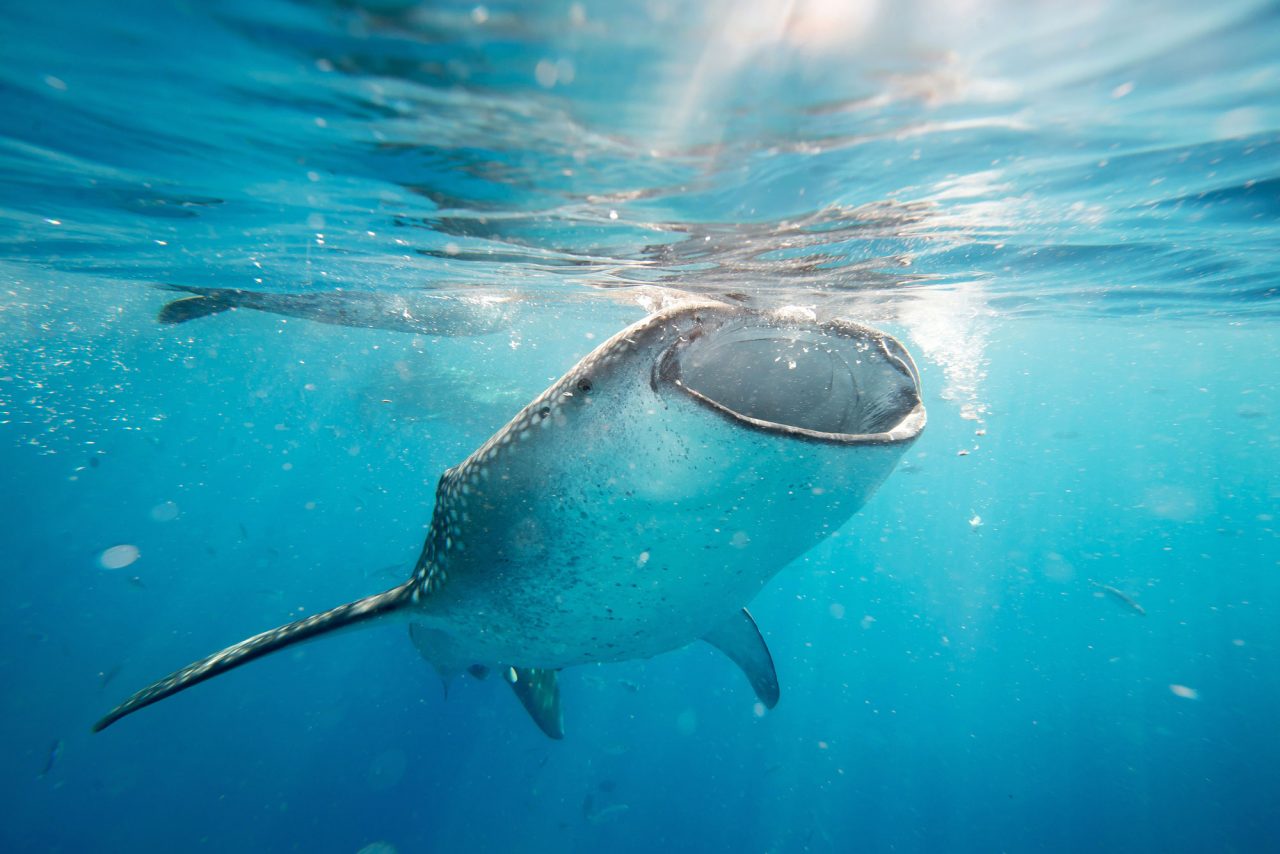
xmin=93 ymin=581 xmax=415 ymax=732
xmin=702 ymin=608 xmax=780 ymax=709
xmin=158 ymin=293 xmax=234 ymax=324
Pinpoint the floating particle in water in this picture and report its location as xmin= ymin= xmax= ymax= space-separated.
xmin=828 ymin=602 xmax=845 ymax=619
xmin=1041 ymin=552 xmax=1075 ymax=583
xmin=859 ymin=615 xmax=876 ymax=630
xmin=1144 ymin=484 xmax=1199 ymax=522
xmin=150 ymin=501 xmax=179 ymax=522
xmin=367 ymin=749 xmax=407 ymax=791
xmin=969 ymin=514 xmax=982 ymax=528
xmin=675 ymin=709 xmax=697 ymax=735
xmin=1169 ymin=684 xmax=1199 ymax=700
xmin=99 ymin=544 xmax=139 ymax=570
xmin=535 ymin=59 xmax=558 ymax=88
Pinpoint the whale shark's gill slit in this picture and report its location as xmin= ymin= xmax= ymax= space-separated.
xmin=93 ymin=581 xmax=416 ymax=732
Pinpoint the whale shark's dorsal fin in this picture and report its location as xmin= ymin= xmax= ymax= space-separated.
xmin=702 ymin=608 xmax=780 ymax=709
xmin=505 ymin=666 xmax=564 ymax=739
xmin=93 ymin=581 xmax=416 ymax=732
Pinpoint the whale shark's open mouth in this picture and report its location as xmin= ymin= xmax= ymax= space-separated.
xmin=658 ymin=314 xmax=924 ymax=442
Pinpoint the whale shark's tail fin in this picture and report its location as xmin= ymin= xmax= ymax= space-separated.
xmin=93 ymin=581 xmax=415 ymax=732
xmin=158 ymin=292 xmax=235 ymax=324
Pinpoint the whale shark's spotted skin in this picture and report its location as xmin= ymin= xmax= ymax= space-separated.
xmin=97 ymin=299 xmax=924 ymax=739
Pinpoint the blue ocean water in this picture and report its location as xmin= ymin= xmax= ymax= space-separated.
xmin=2 ymin=0 xmax=1278 ymax=851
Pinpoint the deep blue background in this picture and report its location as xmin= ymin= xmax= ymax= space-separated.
xmin=2 ymin=1 xmax=1278 ymax=852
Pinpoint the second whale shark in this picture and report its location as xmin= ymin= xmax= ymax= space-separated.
xmin=96 ymin=299 xmax=925 ymax=738
xmin=158 ymin=283 xmax=518 ymax=336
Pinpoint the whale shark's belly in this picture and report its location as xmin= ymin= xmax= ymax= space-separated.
xmin=405 ymin=346 xmax=910 ymax=671
xmin=412 ymin=457 xmax=885 ymax=668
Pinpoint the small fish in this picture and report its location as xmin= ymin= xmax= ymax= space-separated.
xmin=39 ymin=739 xmax=63 ymax=777
xmin=99 ymin=664 xmax=122 ymax=689
xmin=1090 ymin=580 xmax=1147 ymax=616
xmin=587 ymin=804 xmax=630 ymax=824
xmin=368 ymin=562 xmax=408 ymax=583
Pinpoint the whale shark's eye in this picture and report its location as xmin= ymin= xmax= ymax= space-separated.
xmin=576 ymin=377 xmax=593 ymax=393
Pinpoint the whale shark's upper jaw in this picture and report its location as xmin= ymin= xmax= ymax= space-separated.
xmin=654 ymin=308 xmax=925 ymax=443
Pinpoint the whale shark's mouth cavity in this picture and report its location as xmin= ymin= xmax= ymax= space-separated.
xmin=661 ymin=317 xmax=923 ymax=441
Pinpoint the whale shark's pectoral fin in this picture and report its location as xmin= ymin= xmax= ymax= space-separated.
xmin=408 ymin=623 xmax=461 ymax=696
xmin=94 ymin=581 xmax=415 ymax=732
xmin=702 ymin=608 xmax=780 ymax=709
xmin=505 ymin=666 xmax=564 ymax=739
xmin=158 ymin=293 xmax=234 ymax=324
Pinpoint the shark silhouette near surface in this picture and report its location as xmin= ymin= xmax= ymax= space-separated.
xmin=158 ymin=284 xmax=517 ymax=336
xmin=96 ymin=299 xmax=925 ymax=738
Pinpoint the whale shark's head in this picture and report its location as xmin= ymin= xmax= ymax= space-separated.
xmin=649 ymin=304 xmax=925 ymax=444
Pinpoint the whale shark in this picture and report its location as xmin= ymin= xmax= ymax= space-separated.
xmin=96 ymin=299 xmax=925 ymax=738
xmin=158 ymin=284 xmax=517 ymax=335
